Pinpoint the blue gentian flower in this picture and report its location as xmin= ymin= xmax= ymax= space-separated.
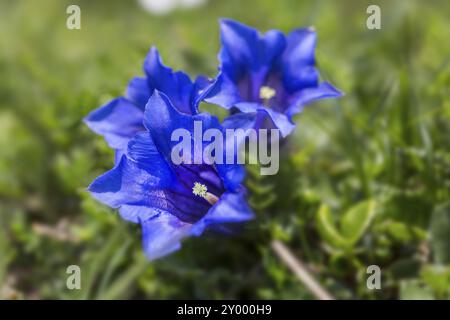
xmin=204 ymin=19 xmax=343 ymax=137
xmin=84 ymin=47 xmax=209 ymax=151
xmin=88 ymin=91 xmax=253 ymax=260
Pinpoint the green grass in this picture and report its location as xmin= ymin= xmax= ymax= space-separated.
xmin=0 ymin=0 xmax=449 ymax=299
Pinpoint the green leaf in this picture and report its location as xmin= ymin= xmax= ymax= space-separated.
xmin=316 ymin=204 xmax=350 ymax=250
xmin=430 ymin=202 xmax=450 ymax=264
xmin=316 ymin=200 xmax=377 ymax=251
xmin=384 ymin=221 xmax=413 ymax=242
xmin=340 ymin=199 xmax=377 ymax=244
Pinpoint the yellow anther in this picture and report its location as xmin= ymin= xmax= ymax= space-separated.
xmin=192 ymin=182 xmax=208 ymax=197
xmin=192 ymin=182 xmax=219 ymax=205
xmin=259 ymin=86 xmax=276 ymax=100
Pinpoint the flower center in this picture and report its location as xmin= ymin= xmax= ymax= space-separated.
xmin=192 ymin=182 xmax=218 ymax=205
xmin=192 ymin=182 xmax=208 ymax=197
xmin=259 ymin=86 xmax=276 ymax=100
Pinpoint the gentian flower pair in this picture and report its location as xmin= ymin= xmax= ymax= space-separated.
xmin=85 ymin=19 xmax=342 ymax=260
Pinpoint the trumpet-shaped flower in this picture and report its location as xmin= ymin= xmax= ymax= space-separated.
xmin=204 ymin=19 xmax=343 ymax=137
xmin=88 ymin=91 xmax=253 ymax=260
xmin=84 ymin=47 xmax=209 ymax=150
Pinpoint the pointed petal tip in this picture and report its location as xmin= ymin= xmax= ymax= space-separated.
xmin=147 ymin=46 xmax=160 ymax=59
xmin=219 ymin=18 xmax=256 ymax=35
xmin=323 ymin=82 xmax=345 ymax=97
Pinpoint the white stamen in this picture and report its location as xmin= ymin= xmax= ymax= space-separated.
xmin=259 ymin=86 xmax=276 ymax=100
xmin=204 ymin=192 xmax=219 ymax=205
xmin=192 ymin=182 xmax=218 ymax=205
xmin=192 ymin=182 xmax=208 ymax=197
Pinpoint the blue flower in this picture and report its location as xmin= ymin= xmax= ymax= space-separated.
xmin=204 ymin=19 xmax=343 ymax=137
xmin=84 ymin=47 xmax=210 ymax=151
xmin=88 ymin=91 xmax=253 ymax=260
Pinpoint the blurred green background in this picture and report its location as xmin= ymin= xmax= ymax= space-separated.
xmin=0 ymin=0 xmax=449 ymax=299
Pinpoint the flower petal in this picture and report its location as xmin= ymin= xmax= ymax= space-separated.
xmin=222 ymin=112 xmax=258 ymax=160
xmin=203 ymin=191 xmax=254 ymax=224
xmin=145 ymin=91 xmax=246 ymax=190
xmin=126 ymin=76 xmax=152 ymax=110
xmin=128 ymin=131 xmax=215 ymax=223
xmin=143 ymin=47 xmax=195 ymax=114
xmin=119 ymin=205 xmax=160 ymax=223
xmin=191 ymin=191 xmax=254 ymax=235
xmin=141 ymin=189 xmax=254 ymax=260
xmin=192 ymin=75 xmax=215 ymax=108
xmin=204 ymin=72 xmax=242 ymax=108
xmin=141 ymin=212 xmax=193 ymax=260
xmin=127 ymin=132 xmax=170 ymax=172
xmin=282 ymin=28 xmax=319 ymax=92
xmin=143 ymin=90 xmax=221 ymax=161
xmin=84 ymin=97 xmax=144 ymax=149
xmin=191 ymin=76 xmax=214 ymax=104
xmin=261 ymin=29 xmax=286 ymax=67
xmin=262 ymin=106 xmax=296 ymax=137
xmin=221 ymin=112 xmax=259 ymax=131
xmin=219 ymin=19 xmax=260 ymax=76
xmin=284 ymin=28 xmax=317 ymax=66
xmin=234 ymin=102 xmax=295 ymax=137
xmin=87 ymin=154 xmax=173 ymax=209
xmin=287 ymin=82 xmax=344 ymax=117
xmin=90 ymin=151 xmax=210 ymax=223
xmin=208 ymin=21 xmax=286 ymax=106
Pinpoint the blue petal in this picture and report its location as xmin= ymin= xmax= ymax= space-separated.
xmin=286 ymin=82 xmax=344 ymax=118
xmin=119 ymin=205 xmax=160 ymax=223
xmin=143 ymin=47 xmax=196 ymax=114
xmin=88 ymin=154 xmax=173 ymax=209
xmin=234 ymin=102 xmax=295 ymax=137
xmin=127 ymin=131 xmax=215 ymax=223
xmin=282 ymin=28 xmax=319 ymax=92
xmin=261 ymin=30 xmax=286 ymax=67
xmin=204 ymin=72 xmax=241 ymax=108
xmin=219 ymin=19 xmax=260 ymax=77
xmin=219 ymin=19 xmax=286 ymax=73
xmin=141 ymin=212 xmax=193 ymax=260
xmin=191 ymin=191 xmax=254 ymax=235
xmin=221 ymin=113 xmax=262 ymax=188
xmin=90 ymin=151 xmax=209 ymax=223
xmin=262 ymin=107 xmax=296 ymax=137
xmin=144 ymin=90 xmax=245 ymax=190
xmin=216 ymin=162 xmax=246 ymax=192
xmin=84 ymin=97 xmax=144 ymax=150
xmin=222 ymin=112 xmax=259 ymax=131
xmin=234 ymin=102 xmax=260 ymax=113
xmin=127 ymin=132 xmax=171 ymax=172
xmin=114 ymin=149 xmax=125 ymax=164
xmin=284 ymin=28 xmax=317 ymax=65
xmin=208 ymin=20 xmax=286 ymax=106
xmin=126 ymin=77 xmax=152 ymax=110
xmin=143 ymin=90 xmax=221 ymax=160
xmin=141 ymin=190 xmax=254 ymax=260
xmin=192 ymin=75 xmax=215 ymax=108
